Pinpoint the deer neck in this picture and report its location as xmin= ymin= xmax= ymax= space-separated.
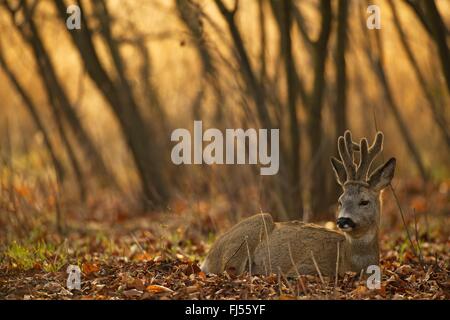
xmin=343 ymin=227 xmax=379 ymax=273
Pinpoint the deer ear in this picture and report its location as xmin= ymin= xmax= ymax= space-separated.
xmin=330 ymin=157 xmax=346 ymax=186
xmin=368 ymin=157 xmax=396 ymax=191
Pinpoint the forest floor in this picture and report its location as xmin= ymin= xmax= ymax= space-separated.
xmin=0 ymin=180 xmax=449 ymax=300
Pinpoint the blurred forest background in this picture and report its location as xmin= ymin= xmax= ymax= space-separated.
xmin=0 ymin=0 xmax=448 ymax=235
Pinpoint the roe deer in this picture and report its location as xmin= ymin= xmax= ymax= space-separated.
xmin=201 ymin=130 xmax=396 ymax=277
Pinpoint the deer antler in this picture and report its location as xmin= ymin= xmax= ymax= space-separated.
xmin=355 ymin=132 xmax=383 ymax=180
xmin=333 ymin=130 xmax=384 ymax=185
xmin=337 ymin=130 xmax=357 ymax=181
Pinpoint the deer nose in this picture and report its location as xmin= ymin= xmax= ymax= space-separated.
xmin=336 ymin=217 xmax=356 ymax=230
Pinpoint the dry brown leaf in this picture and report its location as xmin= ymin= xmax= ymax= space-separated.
xmin=127 ymin=278 xmax=145 ymax=291
xmin=133 ymin=252 xmax=153 ymax=262
xmin=378 ymin=284 xmax=387 ymax=297
xmin=123 ymin=289 xmax=143 ymax=298
xmin=183 ymin=263 xmax=201 ymax=275
xmin=146 ymin=284 xmax=173 ymax=294
xmin=397 ymin=264 xmax=413 ymax=275
xmin=82 ymin=262 xmax=99 ymax=275
xmin=279 ymin=295 xmax=296 ymax=300
xmin=43 ymin=281 xmax=63 ymax=293
xmin=185 ymin=285 xmax=199 ymax=294
xmin=198 ymin=271 xmax=207 ymax=280
xmin=351 ymin=285 xmax=368 ymax=296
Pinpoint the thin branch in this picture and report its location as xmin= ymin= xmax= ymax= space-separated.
xmin=335 ymin=241 xmax=340 ymax=289
xmin=310 ymin=250 xmax=325 ymax=285
xmin=288 ymin=242 xmax=307 ymax=295
xmin=260 ymin=212 xmax=273 ymax=275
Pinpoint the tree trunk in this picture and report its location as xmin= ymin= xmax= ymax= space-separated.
xmin=48 ymin=89 xmax=87 ymax=202
xmin=54 ymin=0 xmax=169 ymax=207
xmin=390 ymin=0 xmax=450 ymax=149
xmin=4 ymin=2 xmax=116 ymax=190
xmin=331 ymin=0 xmax=349 ymax=204
xmin=175 ymin=0 xmax=224 ymax=123
xmin=0 ymin=47 xmax=65 ymax=185
xmin=334 ymin=0 xmax=349 ymax=142
xmin=214 ymin=0 xmax=272 ymax=130
xmin=282 ymin=0 xmax=302 ymax=219
xmin=308 ymin=0 xmax=333 ymax=220
xmin=421 ymin=0 xmax=450 ymax=94
xmin=270 ymin=0 xmax=303 ymax=219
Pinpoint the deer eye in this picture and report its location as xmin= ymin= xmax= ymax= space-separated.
xmin=359 ymin=200 xmax=369 ymax=206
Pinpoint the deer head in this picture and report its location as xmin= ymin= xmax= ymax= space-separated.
xmin=330 ymin=130 xmax=396 ymax=239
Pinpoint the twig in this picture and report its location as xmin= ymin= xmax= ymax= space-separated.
xmin=424 ymin=208 xmax=430 ymax=241
xmin=260 ymin=212 xmax=273 ymax=274
xmin=278 ymin=267 xmax=295 ymax=297
xmin=335 ymin=241 xmax=340 ymax=290
xmin=56 ymin=183 xmax=63 ymax=234
xmin=288 ymin=242 xmax=306 ymax=295
xmin=223 ymin=239 xmax=245 ymax=271
xmin=412 ymin=208 xmax=425 ymax=268
xmin=310 ymin=250 xmax=325 ymax=285
xmin=50 ymin=171 xmax=63 ymax=235
xmin=131 ymin=232 xmax=144 ymax=252
xmin=262 ymin=257 xmax=268 ymax=276
xmin=244 ymin=236 xmax=252 ymax=276
xmin=287 ymin=242 xmax=300 ymax=278
xmin=390 ymin=183 xmax=420 ymax=260
xmin=277 ymin=268 xmax=282 ymax=296
xmin=53 ymin=238 xmax=68 ymax=266
xmin=244 ymin=236 xmax=253 ymax=293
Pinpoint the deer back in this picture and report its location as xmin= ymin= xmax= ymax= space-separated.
xmin=201 ymin=213 xmax=275 ymax=275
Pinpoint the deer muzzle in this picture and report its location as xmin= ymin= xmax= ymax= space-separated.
xmin=336 ymin=217 xmax=356 ymax=231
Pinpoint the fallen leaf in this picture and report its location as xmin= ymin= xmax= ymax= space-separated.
xmin=123 ymin=289 xmax=143 ymax=298
xmin=279 ymin=295 xmax=296 ymax=300
xmin=133 ymin=252 xmax=153 ymax=262
xmin=43 ymin=281 xmax=63 ymax=294
xmin=145 ymin=284 xmax=173 ymax=294
xmin=378 ymin=284 xmax=387 ymax=297
xmin=198 ymin=271 xmax=207 ymax=280
xmin=127 ymin=278 xmax=145 ymax=291
xmin=183 ymin=263 xmax=201 ymax=275
xmin=82 ymin=262 xmax=99 ymax=275
xmin=397 ymin=264 xmax=413 ymax=275
xmin=351 ymin=285 xmax=368 ymax=296
xmin=176 ymin=253 xmax=185 ymax=260
xmin=225 ymin=267 xmax=237 ymax=278
xmin=185 ymin=285 xmax=199 ymax=294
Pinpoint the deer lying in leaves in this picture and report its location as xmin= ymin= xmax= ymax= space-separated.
xmin=201 ymin=130 xmax=396 ymax=277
